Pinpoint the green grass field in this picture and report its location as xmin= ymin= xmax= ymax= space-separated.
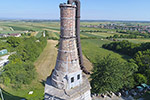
xmin=1 ymin=81 xmax=44 ymax=100
xmin=85 ymin=32 xmax=122 ymax=38
xmin=0 ymin=21 xmax=150 ymax=100
xmin=48 ymin=31 xmax=59 ymax=39
xmin=81 ymin=26 xmax=116 ymax=32
xmin=118 ymin=38 xmax=150 ymax=43
xmin=0 ymin=31 xmax=24 ymax=34
xmin=0 ymin=21 xmax=60 ymax=32
xmin=35 ymin=31 xmax=43 ymax=38
xmin=81 ymin=39 xmax=130 ymax=64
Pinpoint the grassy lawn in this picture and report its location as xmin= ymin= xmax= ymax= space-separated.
xmin=81 ymin=39 xmax=130 ymax=64
xmin=89 ymin=32 xmax=114 ymax=37
xmin=1 ymin=81 xmax=44 ymax=100
xmin=0 ymin=26 xmax=11 ymax=31
xmin=118 ymin=38 xmax=150 ymax=43
xmin=81 ymin=32 xmax=103 ymax=38
xmin=0 ymin=21 xmax=60 ymax=32
xmin=125 ymin=39 xmax=150 ymax=43
xmin=80 ymin=27 xmax=116 ymax=33
xmin=0 ymin=31 xmax=24 ymax=34
xmin=31 ymin=32 xmax=39 ymax=36
xmin=36 ymin=31 xmax=43 ymax=38
xmin=47 ymin=31 xmax=59 ymax=39
xmin=88 ymin=32 xmax=121 ymax=38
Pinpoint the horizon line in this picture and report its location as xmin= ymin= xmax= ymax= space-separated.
xmin=1 ymin=19 xmax=150 ymax=22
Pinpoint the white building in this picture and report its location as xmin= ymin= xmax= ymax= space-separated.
xmin=0 ymin=55 xmax=9 ymax=72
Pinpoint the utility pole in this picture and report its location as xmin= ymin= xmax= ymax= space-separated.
xmin=0 ymin=88 xmax=4 ymax=100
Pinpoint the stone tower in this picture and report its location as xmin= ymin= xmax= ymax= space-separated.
xmin=44 ymin=1 xmax=91 ymax=100
xmin=51 ymin=4 xmax=83 ymax=90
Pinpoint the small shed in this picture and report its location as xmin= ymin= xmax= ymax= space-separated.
xmin=0 ymin=49 xmax=8 ymax=56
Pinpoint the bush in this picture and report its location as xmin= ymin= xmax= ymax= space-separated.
xmin=145 ymin=69 xmax=150 ymax=83
xmin=10 ymin=37 xmax=47 ymax=62
xmin=103 ymin=41 xmax=150 ymax=86
xmin=90 ymin=55 xmax=138 ymax=94
xmin=102 ymin=40 xmax=140 ymax=56
xmin=7 ymin=37 xmax=22 ymax=48
xmin=3 ymin=77 xmax=11 ymax=86
xmin=134 ymin=73 xmax=147 ymax=85
xmin=0 ymin=62 xmax=36 ymax=87
xmin=134 ymin=50 xmax=150 ymax=73
xmin=0 ymin=36 xmax=47 ymax=88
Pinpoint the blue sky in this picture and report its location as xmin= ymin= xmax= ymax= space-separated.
xmin=0 ymin=0 xmax=150 ymax=21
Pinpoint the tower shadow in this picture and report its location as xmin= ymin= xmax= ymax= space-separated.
xmin=40 ymin=80 xmax=46 ymax=87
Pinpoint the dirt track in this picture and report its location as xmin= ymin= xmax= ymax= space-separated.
xmin=34 ymin=40 xmax=93 ymax=81
xmin=34 ymin=40 xmax=58 ymax=81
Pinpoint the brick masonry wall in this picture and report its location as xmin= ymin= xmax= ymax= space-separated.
xmin=51 ymin=4 xmax=81 ymax=89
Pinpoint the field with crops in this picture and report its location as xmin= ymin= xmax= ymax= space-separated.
xmin=1 ymin=21 xmax=150 ymax=100
xmin=118 ymin=38 xmax=150 ymax=43
xmin=0 ymin=21 xmax=60 ymax=39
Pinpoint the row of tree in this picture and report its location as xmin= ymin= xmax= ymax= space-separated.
xmin=90 ymin=55 xmax=138 ymax=94
xmin=106 ymin=34 xmax=137 ymax=39
xmin=96 ymin=41 xmax=150 ymax=92
xmin=0 ymin=36 xmax=47 ymax=88
xmin=117 ymin=30 xmax=150 ymax=38
xmin=102 ymin=40 xmax=150 ymax=56
xmin=81 ymin=30 xmax=108 ymax=33
xmin=91 ymin=53 xmax=150 ymax=94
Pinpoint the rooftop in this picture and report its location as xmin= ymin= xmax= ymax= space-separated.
xmin=45 ymin=74 xmax=91 ymax=100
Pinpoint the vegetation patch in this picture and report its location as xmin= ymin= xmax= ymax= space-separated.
xmin=90 ymin=55 xmax=138 ymax=93
xmin=81 ymin=39 xmax=130 ymax=63
xmin=103 ymin=40 xmax=150 ymax=86
xmin=0 ymin=36 xmax=47 ymax=89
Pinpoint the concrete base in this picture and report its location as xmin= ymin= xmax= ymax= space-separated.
xmin=45 ymin=75 xmax=92 ymax=100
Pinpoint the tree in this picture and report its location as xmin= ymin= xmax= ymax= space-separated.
xmin=134 ymin=73 xmax=147 ymax=85
xmin=102 ymin=40 xmax=141 ymax=56
xmin=7 ymin=37 xmax=22 ymax=48
xmin=0 ymin=36 xmax=47 ymax=88
xmin=145 ymin=69 xmax=150 ymax=83
xmin=113 ymin=34 xmax=119 ymax=38
xmin=90 ymin=55 xmax=138 ymax=94
xmin=0 ymin=61 xmax=37 ymax=87
xmin=134 ymin=50 xmax=150 ymax=73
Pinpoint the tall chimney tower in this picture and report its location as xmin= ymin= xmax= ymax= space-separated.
xmin=45 ymin=1 xmax=91 ymax=100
